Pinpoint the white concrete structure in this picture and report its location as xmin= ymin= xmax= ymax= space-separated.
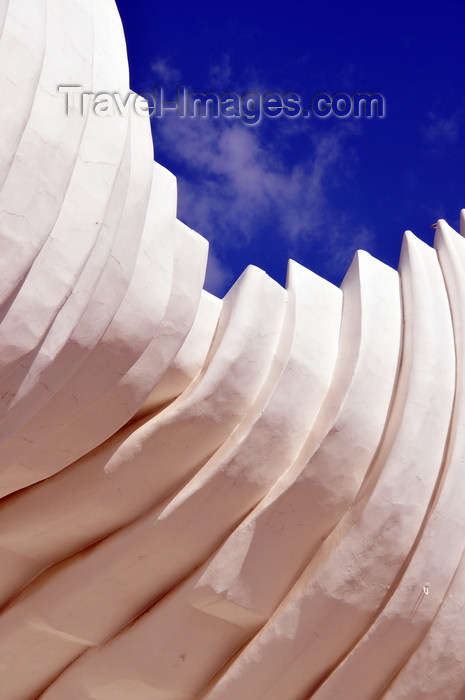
xmin=0 ymin=1 xmax=464 ymax=698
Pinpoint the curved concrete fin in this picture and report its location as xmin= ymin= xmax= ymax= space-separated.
xmin=0 ymin=0 xmax=46 ymax=190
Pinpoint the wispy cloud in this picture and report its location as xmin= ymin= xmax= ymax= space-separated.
xmin=150 ymin=58 xmax=181 ymax=85
xmin=204 ymin=250 xmax=234 ymax=296
xmin=208 ymin=54 xmax=232 ymax=89
xmin=422 ymin=111 xmax=460 ymax=146
xmin=149 ymin=58 xmax=374 ymax=289
xmin=157 ymin=113 xmax=352 ymax=244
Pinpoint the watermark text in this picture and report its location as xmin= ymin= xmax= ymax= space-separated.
xmin=58 ymin=85 xmax=385 ymax=124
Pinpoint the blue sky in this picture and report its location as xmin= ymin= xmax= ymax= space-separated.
xmin=115 ymin=0 xmax=465 ymax=297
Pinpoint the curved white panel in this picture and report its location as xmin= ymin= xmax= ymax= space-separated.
xmin=378 ymin=221 xmax=465 ymax=700
xmin=301 ymin=232 xmax=456 ymax=700
xmin=0 ymin=0 xmax=46 ymax=190
xmin=199 ymin=232 xmax=454 ymax=700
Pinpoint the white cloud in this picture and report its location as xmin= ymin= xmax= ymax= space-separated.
xmin=148 ymin=58 xmax=373 ymax=282
xmin=208 ymin=55 xmax=232 ymax=89
xmin=203 ymin=250 xmax=233 ymax=296
xmin=150 ymin=59 xmax=181 ymax=85
xmin=157 ymin=112 xmax=352 ymax=247
xmin=422 ymin=111 xmax=460 ymax=145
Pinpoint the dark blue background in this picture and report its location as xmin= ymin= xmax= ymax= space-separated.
xmin=115 ymin=0 xmax=465 ymax=296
